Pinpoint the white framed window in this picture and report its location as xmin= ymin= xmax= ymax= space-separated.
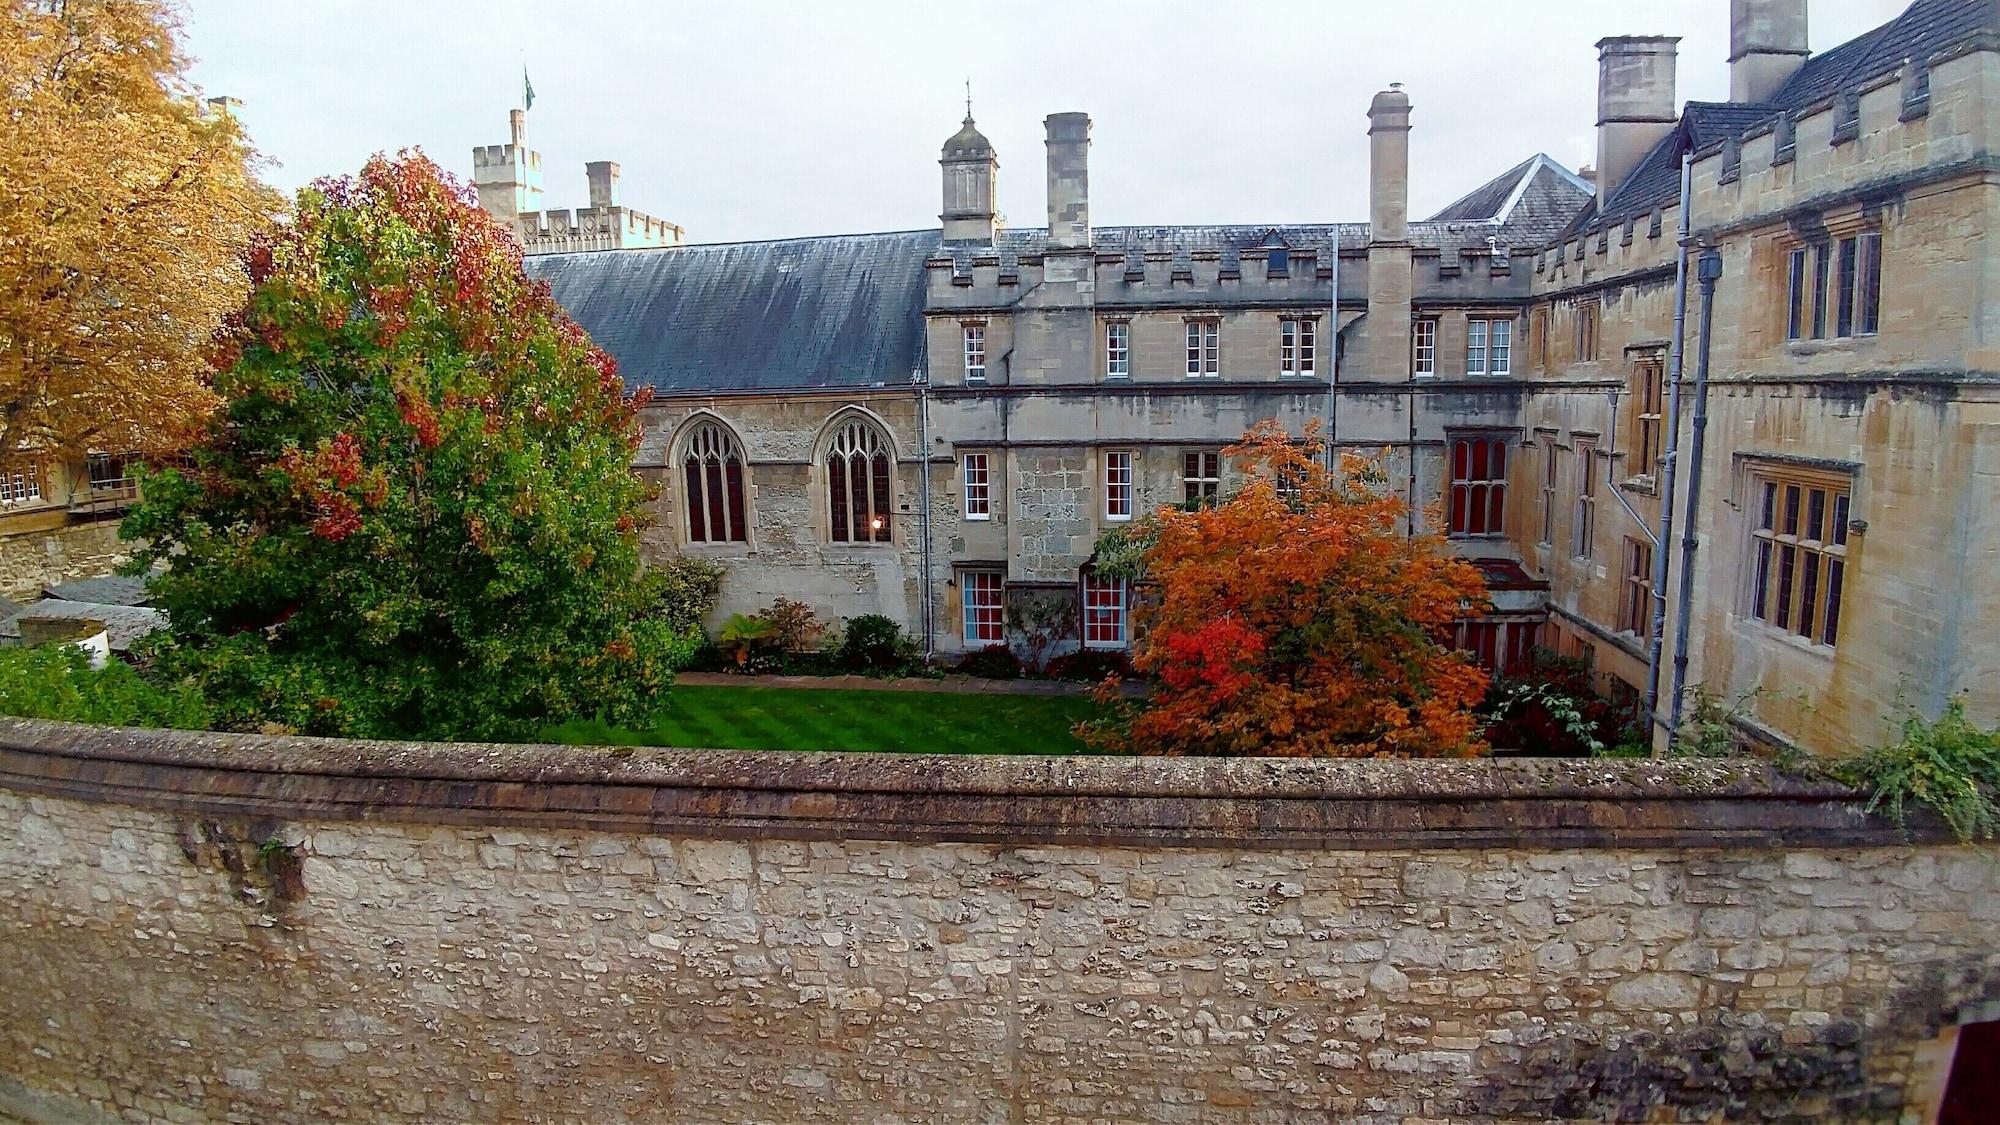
xmin=1412 ymin=319 xmax=1437 ymax=377
xmin=1281 ymin=317 xmax=1316 ymax=376
xmin=1082 ymin=573 xmax=1128 ymax=649
xmin=1185 ymin=320 xmax=1218 ymax=378
xmin=1465 ymin=318 xmax=1511 ymax=376
xmin=962 ymin=452 xmax=991 ymax=520
xmin=962 ymin=324 xmax=986 ymax=382
xmin=0 ymin=464 xmax=43 ymax=506
xmin=1105 ymin=321 xmax=1130 ymax=379
xmin=963 ymin=570 xmax=1005 ymax=644
xmin=1182 ymin=450 xmax=1221 ymax=507
xmin=1104 ymin=449 xmax=1133 ymax=521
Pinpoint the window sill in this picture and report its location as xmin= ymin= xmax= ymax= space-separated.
xmin=964 ymin=514 xmax=992 ymax=522
xmin=1738 ymin=616 xmax=1836 ymax=659
xmin=1784 ymin=335 xmax=1877 ymax=356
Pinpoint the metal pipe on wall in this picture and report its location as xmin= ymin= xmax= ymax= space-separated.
xmin=1643 ymin=155 xmax=1695 ymax=748
xmin=914 ymin=368 xmax=936 ymax=662
xmin=1666 ymin=247 xmax=1724 ymax=743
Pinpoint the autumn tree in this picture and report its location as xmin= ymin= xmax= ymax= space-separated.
xmin=0 ymin=0 xmax=276 ymax=466
xmin=1080 ymin=421 xmax=1491 ymax=757
xmin=123 ymin=153 xmax=688 ymax=741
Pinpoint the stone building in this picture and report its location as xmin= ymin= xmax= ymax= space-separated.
xmin=500 ymin=0 xmax=2000 ymax=759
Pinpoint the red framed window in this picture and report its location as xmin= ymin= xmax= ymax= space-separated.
xmin=1082 ymin=574 xmax=1128 ymax=648
xmin=1448 ymin=435 xmax=1507 ymax=537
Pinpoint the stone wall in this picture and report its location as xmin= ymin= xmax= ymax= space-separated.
xmin=0 ymin=720 xmax=1993 ymax=1123
xmin=0 ymin=520 xmax=129 ymax=600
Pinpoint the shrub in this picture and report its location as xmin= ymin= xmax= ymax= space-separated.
xmin=954 ymin=646 xmax=1022 ymax=680
xmin=839 ymin=614 xmax=914 ymax=674
xmin=1044 ymin=649 xmax=1130 ymax=684
xmin=1841 ymin=697 xmax=2000 ymax=844
xmin=761 ymin=598 xmax=826 ymax=653
xmin=717 ymin=613 xmax=779 ymax=672
xmin=657 ymin=558 xmax=725 ymax=634
xmin=1481 ymin=650 xmax=1644 ymax=758
xmin=120 ymin=154 xmax=681 ymax=742
xmin=1079 ymin=421 xmax=1490 ymax=757
xmin=0 ymin=645 xmax=209 ymax=730
xmin=1006 ymin=589 xmax=1077 ymax=675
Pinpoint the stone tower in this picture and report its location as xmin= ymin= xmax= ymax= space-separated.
xmin=941 ymin=113 xmax=998 ymax=245
xmin=471 ymin=110 xmax=544 ymax=227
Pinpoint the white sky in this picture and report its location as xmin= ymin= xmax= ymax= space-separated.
xmin=183 ymin=0 xmax=1904 ymax=244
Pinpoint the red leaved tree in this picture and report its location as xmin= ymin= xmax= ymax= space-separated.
xmin=1080 ymin=421 xmax=1491 ymax=757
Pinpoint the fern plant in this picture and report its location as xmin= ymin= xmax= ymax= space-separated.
xmin=1842 ymin=698 xmax=2000 ymax=844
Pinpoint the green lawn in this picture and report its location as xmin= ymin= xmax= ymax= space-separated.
xmin=547 ymin=684 xmax=1100 ymax=754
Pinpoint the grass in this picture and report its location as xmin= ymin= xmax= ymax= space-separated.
xmin=547 ymin=684 xmax=1099 ymax=755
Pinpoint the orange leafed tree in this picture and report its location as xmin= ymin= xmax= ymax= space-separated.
xmin=1081 ymin=421 xmax=1492 ymax=757
xmin=0 ymin=0 xmax=277 ymax=467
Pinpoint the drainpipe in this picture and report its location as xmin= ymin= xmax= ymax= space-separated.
xmin=1643 ymin=155 xmax=1694 ymax=748
xmin=1326 ymin=251 xmax=1340 ymax=464
xmin=1666 ymin=247 xmax=1723 ymax=744
xmin=913 ymin=366 xmax=936 ymax=662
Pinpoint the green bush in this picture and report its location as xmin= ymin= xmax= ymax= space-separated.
xmin=121 ymin=154 xmax=683 ymax=742
xmin=0 ymin=645 xmax=209 ymax=730
xmin=1479 ymin=650 xmax=1644 ymax=758
xmin=954 ymin=646 xmax=1022 ymax=680
xmin=839 ymin=614 xmax=913 ymax=674
xmin=1841 ymin=698 xmax=2000 ymax=844
xmin=657 ymin=558 xmax=725 ymax=634
xmin=1044 ymin=649 xmax=1130 ymax=684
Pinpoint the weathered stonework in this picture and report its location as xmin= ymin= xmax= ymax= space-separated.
xmin=0 ymin=721 xmax=1990 ymax=1123
xmin=0 ymin=520 xmax=129 ymax=601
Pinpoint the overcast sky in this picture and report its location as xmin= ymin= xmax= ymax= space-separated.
xmin=183 ymin=1 xmax=1903 ymax=244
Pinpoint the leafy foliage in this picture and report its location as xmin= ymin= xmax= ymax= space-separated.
xmin=953 ymin=646 xmax=1023 ymax=680
xmin=0 ymin=0 xmax=278 ymax=466
xmin=1481 ymin=649 xmax=1646 ymax=757
xmin=1079 ymin=421 xmax=1492 ymax=757
xmin=1044 ymin=649 xmax=1131 ymax=684
xmin=1840 ymin=698 xmax=2000 ymax=844
xmin=1672 ymin=685 xmax=1759 ymax=759
xmin=0 ymin=644 xmax=209 ymax=730
xmin=656 ymin=557 xmax=725 ymax=634
xmin=121 ymin=153 xmax=685 ymax=741
xmin=839 ymin=614 xmax=914 ymax=674
xmin=1005 ymin=589 xmax=1077 ymax=675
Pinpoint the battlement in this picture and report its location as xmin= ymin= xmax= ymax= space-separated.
xmin=517 ymin=205 xmax=684 ymax=253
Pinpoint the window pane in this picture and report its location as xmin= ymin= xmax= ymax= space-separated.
xmin=1787 ymin=248 xmax=1806 ymax=340
xmin=1760 ymin=482 xmax=1777 ymax=530
xmin=828 ymin=457 xmax=849 ymax=542
xmin=1797 ymin=550 xmax=1821 ymax=638
xmin=871 ymin=454 xmax=892 ymax=541
xmin=1823 ymin=559 xmax=1844 ymax=644
xmin=1832 ymin=493 xmax=1849 ymax=545
xmin=1753 ymin=540 xmax=1772 ymax=620
xmin=685 ymin=460 xmax=708 ymax=542
xmin=1782 ymin=485 xmax=1800 ymax=535
xmin=1811 ymin=244 xmax=1831 ymax=338
xmin=1837 ymin=236 xmax=1858 ymax=338
xmin=1805 ymin=488 xmax=1825 ymax=542
xmin=1775 ymin=545 xmax=1797 ymax=629
xmin=725 ymin=459 xmax=747 ymax=541
xmin=1859 ymin=233 xmax=1881 ymax=335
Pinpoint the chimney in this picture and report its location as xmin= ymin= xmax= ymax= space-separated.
xmin=1596 ymin=36 xmax=1680 ymax=207
xmin=585 ymin=161 xmax=621 ymax=210
xmin=1367 ymin=84 xmax=1412 ymax=244
xmin=1044 ymin=112 xmax=1091 ymax=251
xmin=1730 ymin=0 xmax=1809 ymax=104
xmin=1360 ymin=85 xmax=1414 ymax=383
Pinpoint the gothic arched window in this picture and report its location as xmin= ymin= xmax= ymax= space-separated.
xmin=682 ymin=421 xmax=747 ymax=543
xmin=826 ymin=418 xmax=893 ymax=544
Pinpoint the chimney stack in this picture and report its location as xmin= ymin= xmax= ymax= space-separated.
xmin=585 ymin=161 xmax=621 ymax=210
xmin=1367 ymin=84 xmax=1412 ymax=244
xmin=1360 ymin=85 xmax=1414 ymax=383
xmin=1730 ymin=0 xmax=1809 ymax=104
xmin=1596 ymin=36 xmax=1680 ymax=207
xmin=1044 ymin=112 xmax=1091 ymax=251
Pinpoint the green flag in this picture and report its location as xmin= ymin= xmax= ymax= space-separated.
xmin=523 ymin=66 xmax=535 ymax=112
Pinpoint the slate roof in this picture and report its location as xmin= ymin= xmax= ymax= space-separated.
xmin=43 ymin=573 xmax=153 ymax=607
xmin=1428 ymin=154 xmax=1596 ymax=244
xmin=1575 ymin=0 xmax=1999 ymax=237
xmin=0 ymin=600 xmax=165 ymax=652
xmin=525 ymin=230 xmax=937 ymax=394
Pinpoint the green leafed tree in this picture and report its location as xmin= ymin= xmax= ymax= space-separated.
xmin=123 ymin=152 xmax=690 ymax=740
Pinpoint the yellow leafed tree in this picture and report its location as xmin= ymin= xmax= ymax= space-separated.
xmin=0 ymin=0 xmax=277 ymax=467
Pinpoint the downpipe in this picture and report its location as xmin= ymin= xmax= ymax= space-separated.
xmin=1666 ymin=247 xmax=1724 ymax=745
xmin=1643 ymin=155 xmax=1694 ymax=749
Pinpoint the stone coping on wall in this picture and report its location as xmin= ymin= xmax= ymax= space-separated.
xmin=0 ymin=718 xmax=1937 ymax=851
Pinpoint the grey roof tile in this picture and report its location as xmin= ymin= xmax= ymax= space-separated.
xmin=0 ymin=600 xmax=165 ymax=652
xmin=43 ymin=573 xmax=153 ymax=606
xmin=526 ymin=230 xmax=937 ymax=394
